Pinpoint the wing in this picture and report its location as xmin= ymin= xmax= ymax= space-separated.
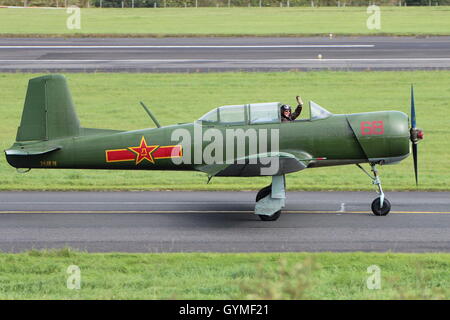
xmin=195 ymin=151 xmax=323 ymax=177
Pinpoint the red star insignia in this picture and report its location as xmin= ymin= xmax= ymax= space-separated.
xmin=129 ymin=137 xmax=159 ymax=164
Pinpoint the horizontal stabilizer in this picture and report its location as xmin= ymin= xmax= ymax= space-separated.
xmin=5 ymin=146 xmax=61 ymax=156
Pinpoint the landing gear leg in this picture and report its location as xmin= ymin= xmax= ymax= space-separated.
xmin=255 ymin=175 xmax=286 ymax=221
xmin=357 ymin=163 xmax=391 ymax=216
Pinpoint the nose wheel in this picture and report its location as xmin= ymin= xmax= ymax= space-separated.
xmin=357 ymin=163 xmax=391 ymax=216
xmin=371 ymin=197 xmax=391 ymax=216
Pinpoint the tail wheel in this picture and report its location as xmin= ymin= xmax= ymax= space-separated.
xmin=371 ymin=197 xmax=391 ymax=216
xmin=256 ymin=185 xmax=281 ymax=221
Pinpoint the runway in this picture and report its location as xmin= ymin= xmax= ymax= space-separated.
xmin=0 ymin=191 xmax=449 ymax=253
xmin=1 ymin=36 xmax=450 ymax=71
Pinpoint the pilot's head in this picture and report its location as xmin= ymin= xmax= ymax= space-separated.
xmin=281 ymin=104 xmax=292 ymax=118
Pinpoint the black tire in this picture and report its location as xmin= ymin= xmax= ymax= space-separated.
xmin=256 ymin=184 xmax=281 ymax=221
xmin=259 ymin=210 xmax=281 ymax=221
xmin=371 ymin=197 xmax=391 ymax=216
xmin=256 ymin=184 xmax=272 ymax=202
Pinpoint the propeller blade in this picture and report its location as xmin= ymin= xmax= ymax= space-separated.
xmin=410 ymin=84 xmax=416 ymax=129
xmin=412 ymin=141 xmax=418 ymax=186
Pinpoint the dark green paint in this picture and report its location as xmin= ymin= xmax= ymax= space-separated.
xmin=5 ymin=75 xmax=411 ymax=177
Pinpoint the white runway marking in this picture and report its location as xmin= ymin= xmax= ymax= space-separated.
xmin=1 ymin=58 xmax=449 ymax=63
xmin=0 ymin=44 xmax=375 ymax=49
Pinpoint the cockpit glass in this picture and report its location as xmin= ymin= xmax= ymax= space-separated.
xmin=310 ymin=101 xmax=332 ymax=120
xmin=249 ymin=102 xmax=280 ymax=124
xmin=218 ymin=105 xmax=246 ymax=123
xmin=199 ymin=109 xmax=218 ymax=123
xmin=199 ymin=105 xmax=246 ymax=124
xmin=199 ymin=101 xmax=332 ymax=123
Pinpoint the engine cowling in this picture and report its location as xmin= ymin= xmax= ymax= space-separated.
xmin=346 ymin=111 xmax=410 ymax=164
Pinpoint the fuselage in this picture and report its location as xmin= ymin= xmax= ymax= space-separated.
xmin=6 ymin=110 xmax=410 ymax=176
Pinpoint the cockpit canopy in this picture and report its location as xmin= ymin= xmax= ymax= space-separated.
xmin=198 ymin=101 xmax=332 ymax=124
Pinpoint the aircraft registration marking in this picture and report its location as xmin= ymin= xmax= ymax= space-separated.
xmin=360 ymin=121 xmax=384 ymax=136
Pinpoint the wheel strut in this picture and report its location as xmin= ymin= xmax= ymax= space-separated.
xmin=357 ymin=163 xmax=391 ymax=216
xmin=255 ymin=175 xmax=286 ymax=221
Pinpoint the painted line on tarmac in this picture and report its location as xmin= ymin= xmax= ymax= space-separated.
xmin=0 ymin=45 xmax=375 ymax=49
xmin=1 ymin=58 xmax=450 ymax=65
xmin=0 ymin=210 xmax=449 ymax=214
xmin=0 ymin=201 xmax=253 ymax=205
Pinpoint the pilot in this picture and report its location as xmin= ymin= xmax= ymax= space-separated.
xmin=281 ymin=95 xmax=303 ymax=122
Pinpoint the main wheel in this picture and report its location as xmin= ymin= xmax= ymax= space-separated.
xmin=256 ymin=185 xmax=281 ymax=221
xmin=259 ymin=210 xmax=281 ymax=221
xmin=371 ymin=197 xmax=391 ymax=216
xmin=256 ymin=184 xmax=271 ymax=202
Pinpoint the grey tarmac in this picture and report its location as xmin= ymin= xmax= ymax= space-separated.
xmin=0 ymin=191 xmax=449 ymax=253
xmin=1 ymin=36 xmax=450 ymax=71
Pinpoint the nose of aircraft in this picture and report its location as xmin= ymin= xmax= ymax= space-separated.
xmin=387 ymin=111 xmax=411 ymax=159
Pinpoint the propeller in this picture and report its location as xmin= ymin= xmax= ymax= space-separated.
xmin=409 ymin=85 xmax=424 ymax=186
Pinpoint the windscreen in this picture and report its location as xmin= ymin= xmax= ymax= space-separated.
xmin=310 ymin=101 xmax=332 ymax=120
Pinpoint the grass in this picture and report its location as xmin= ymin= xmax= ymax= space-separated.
xmin=0 ymin=7 xmax=450 ymax=36
xmin=0 ymin=249 xmax=448 ymax=299
xmin=1 ymin=71 xmax=450 ymax=191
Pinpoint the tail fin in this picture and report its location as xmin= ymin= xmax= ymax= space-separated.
xmin=16 ymin=74 xmax=80 ymax=141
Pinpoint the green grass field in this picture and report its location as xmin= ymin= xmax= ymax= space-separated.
xmin=0 ymin=250 xmax=448 ymax=299
xmin=1 ymin=71 xmax=449 ymax=191
xmin=0 ymin=7 xmax=450 ymax=36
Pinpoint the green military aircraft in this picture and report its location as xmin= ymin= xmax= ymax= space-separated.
xmin=5 ymin=75 xmax=423 ymax=221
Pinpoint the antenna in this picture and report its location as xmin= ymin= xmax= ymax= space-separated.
xmin=139 ymin=101 xmax=161 ymax=128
